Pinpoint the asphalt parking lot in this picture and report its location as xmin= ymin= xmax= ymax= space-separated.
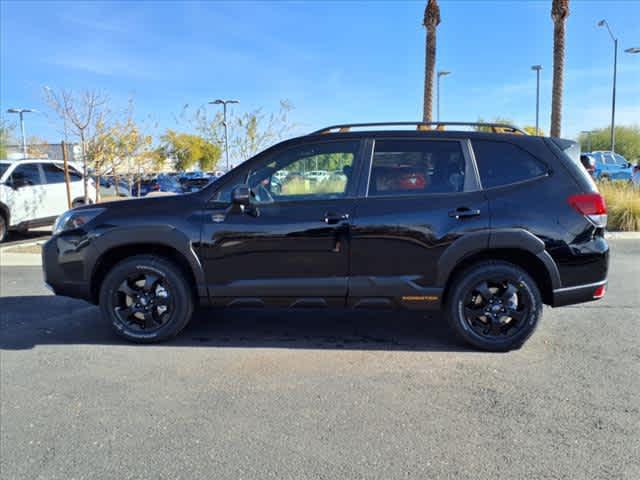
xmin=1 ymin=238 xmax=638 ymax=479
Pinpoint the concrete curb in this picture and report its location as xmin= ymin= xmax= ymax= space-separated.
xmin=605 ymin=231 xmax=640 ymax=240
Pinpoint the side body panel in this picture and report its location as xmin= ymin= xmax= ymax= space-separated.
xmin=349 ymin=192 xmax=489 ymax=309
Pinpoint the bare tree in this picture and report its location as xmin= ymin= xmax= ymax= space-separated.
xmin=44 ymin=88 xmax=108 ymax=203
xmin=423 ymin=0 xmax=441 ymax=123
xmin=192 ymin=100 xmax=296 ymax=167
xmin=550 ymin=0 xmax=570 ymax=137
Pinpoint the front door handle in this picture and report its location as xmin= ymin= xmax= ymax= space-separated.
xmin=324 ymin=212 xmax=350 ymax=225
xmin=448 ymin=207 xmax=481 ymax=219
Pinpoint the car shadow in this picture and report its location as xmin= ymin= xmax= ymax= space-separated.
xmin=0 ymin=295 xmax=473 ymax=352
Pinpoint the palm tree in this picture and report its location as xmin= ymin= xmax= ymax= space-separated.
xmin=550 ymin=0 xmax=570 ymax=137
xmin=423 ymin=0 xmax=441 ymax=123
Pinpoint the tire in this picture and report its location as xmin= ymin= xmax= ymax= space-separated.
xmin=0 ymin=214 xmax=7 ymax=243
xmin=446 ymin=261 xmax=542 ymax=352
xmin=99 ymin=255 xmax=194 ymax=343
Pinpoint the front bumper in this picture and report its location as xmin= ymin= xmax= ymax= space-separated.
xmin=42 ymin=234 xmax=93 ymax=302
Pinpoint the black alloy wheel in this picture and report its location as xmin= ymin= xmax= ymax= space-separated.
xmin=447 ymin=261 xmax=542 ymax=351
xmin=113 ymin=271 xmax=173 ymax=333
xmin=462 ymin=279 xmax=530 ymax=338
xmin=100 ymin=255 xmax=194 ymax=343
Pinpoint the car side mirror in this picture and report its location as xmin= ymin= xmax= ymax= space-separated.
xmin=231 ymin=184 xmax=251 ymax=206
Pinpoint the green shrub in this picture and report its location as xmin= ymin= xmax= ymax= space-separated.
xmin=597 ymin=181 xmax=640 ymax=231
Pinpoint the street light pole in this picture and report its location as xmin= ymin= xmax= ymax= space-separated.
xmin=598 ymin=19 xmax=618 ymax=153
xmin=209 ymin=99 xmax=239 ymax=172
xmin=580 ymin=130 xmax=593 ymax=152
xmin=436 ymin=71 xmax=451 ymax=122
xmin=6 ymin=108 xmax=35 ymax=159
xmin=531 ymin=65 xmax=542 ymax=135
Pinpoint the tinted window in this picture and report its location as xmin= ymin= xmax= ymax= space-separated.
xmin=11 ymin=164 xmax=42 ymax=186
xmin=368 ymin=139 xmax=467 ymax=196
xmin=472 ymin=140 xmax=547 ymax=188
xmin=245 ymin=141 xmax=359 ymax=203
xmin=42 ymin=163 xmax=66 ymax=184
xmin=0 ymin=164 xmax=9 ymax=179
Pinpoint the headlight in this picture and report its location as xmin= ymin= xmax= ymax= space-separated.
xmin=53 ymin=208 xmax=105 ymax=235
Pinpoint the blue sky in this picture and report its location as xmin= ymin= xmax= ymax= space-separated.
xmin=1 ymin=0 xmax=639 ymax=144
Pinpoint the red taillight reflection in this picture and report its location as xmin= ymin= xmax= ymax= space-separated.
xmin=593 ymin=284 xmax=606 ymax=299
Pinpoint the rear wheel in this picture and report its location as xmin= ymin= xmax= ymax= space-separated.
xmin=99 ymin=255 xmax=194 ymax=343
xmin=447 ymin=261 xmax=542 ymax=351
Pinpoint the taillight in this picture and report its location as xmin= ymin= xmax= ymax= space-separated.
xmin=568 ymin=193 xmax=607 ymax=228
xmin=593 ymin=284 xmax=606 ymax=299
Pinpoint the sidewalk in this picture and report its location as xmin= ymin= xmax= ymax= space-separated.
xmin=0 ymin=251 xmax=43 ymax=267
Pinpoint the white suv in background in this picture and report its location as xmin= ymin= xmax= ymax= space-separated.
xmin=0 ymin=159 xmax=96 ymax=242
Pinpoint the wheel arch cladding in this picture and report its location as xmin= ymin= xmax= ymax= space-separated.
xmin=90 ymin=243 xmax=202 ymax=303
xmin=438 ymin=229 xmax=561 ymax=305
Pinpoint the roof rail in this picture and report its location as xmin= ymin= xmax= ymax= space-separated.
xmin=311 ymin=121 xmax=528 ymax=136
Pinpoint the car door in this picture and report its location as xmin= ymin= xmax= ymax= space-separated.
xmin=5 ymin=163 xmax=47 ymax=225
xmin=348 ymin=137 xmax=488 ymax=310
xmin=199 ymin=139 xmax=364 ymax=308
xmin=40 ymin=162 xmax=71 ymax=217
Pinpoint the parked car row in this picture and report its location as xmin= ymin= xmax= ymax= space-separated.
xmin=98 ymin=171 xmax=227 ymax=198
xmin=0 ymin=161 xmax=229 ymax=241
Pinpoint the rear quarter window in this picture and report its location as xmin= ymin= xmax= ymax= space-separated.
xmin=472 ymin=140 xmax=548 ymax=189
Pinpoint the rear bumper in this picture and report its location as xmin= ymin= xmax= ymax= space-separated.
xmin=551 ymin=279 xmax=607 ymax=307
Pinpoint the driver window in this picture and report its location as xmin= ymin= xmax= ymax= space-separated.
xmin=11 ymin=164 xmax=43 ymax=186
xmin=247 ymin=141 xmax=359 ymax=203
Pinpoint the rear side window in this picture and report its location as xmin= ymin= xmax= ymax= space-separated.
xmin=368 ymin=139 xmax=470 ymax=196
xmin=472 ymin=140 xmax=547 ymax=189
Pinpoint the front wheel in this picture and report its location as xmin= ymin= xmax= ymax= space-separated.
xmin=0 ymin=214 xmax=7 ymax=243
xmin=99 ymin=255 xmax=194 ymax=343
xmin=447 ymin=261 xmax=542 ymax=351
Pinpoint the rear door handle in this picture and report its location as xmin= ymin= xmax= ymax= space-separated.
xmin=448 ymin=207 xmax=481 ymax=219
xmin=324 ymin=212 xmax=350 ymax=225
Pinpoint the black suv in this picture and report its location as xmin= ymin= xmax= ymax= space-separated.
xmin=43 ymin=122 xmax=609 ymax=351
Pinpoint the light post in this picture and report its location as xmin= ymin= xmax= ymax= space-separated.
xmin=597 ymin=19 xmax=618 ymax=153
xmin=531 ymin=65 xmax=542 ymax=135
xmin=209 ymin=99 xmax=239 ymax=172
xmin=436 ymin=70 xmax=451 ymax=122
xmin=580 ymin=130 xmax=593 ymax=152
xmin=6 ymin=108 xmax=35 ymax=158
